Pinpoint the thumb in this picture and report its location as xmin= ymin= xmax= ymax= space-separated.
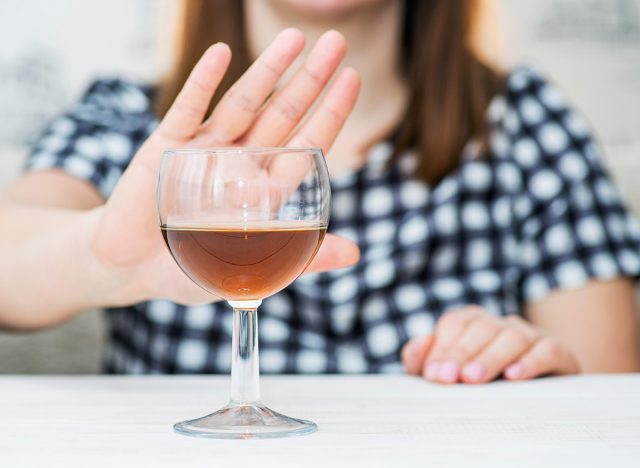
xmin=402 ymin=334 xmax=435 ymax=376
xmin=305 ymin=233 xmax=360 ymax=273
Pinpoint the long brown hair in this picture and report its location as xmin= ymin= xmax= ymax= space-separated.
xmin=156 ymin=0 xmax=504 ymax=184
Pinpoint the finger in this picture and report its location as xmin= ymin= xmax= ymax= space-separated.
xmin=285 ymin=66 xmax=360 ymax=152
xmin=422 ymin=306 xmax=485 ymax=382
xmin=200 ymin=28 xmax=305 ymax=143
xmin=304 ymin=233 xmax=360 ymax=273
xmin=502 ymin=314 xmax=535 ymax=333
xmin=242 ymin=30 xmax=347 ymax=147
xmin=157 ymin=43 xmax=231 ymax=142
xmin=461 ymin=327 xmax=537 ymax=384
xmin=504 ymin=337 xmax=580 ymax=381
xmin=426 ymin=316 xmax=501 ymax=383
xmin=266 ymin=67 xmax=359 ymax=194
xmin=402 ymin=335 xmax=435 ymax=376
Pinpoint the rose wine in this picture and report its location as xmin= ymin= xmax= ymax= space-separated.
xmin=161 ymin=223 xmax=326 ymax=300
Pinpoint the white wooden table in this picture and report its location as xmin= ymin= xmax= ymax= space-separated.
xmin=1 ymin=375 xmax=639 ymax=467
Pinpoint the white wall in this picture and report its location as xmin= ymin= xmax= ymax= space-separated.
xmin=1 ymin=0 xmax=639 ymax=373
xmin=0 ymin=0 xmax=172 ymax=147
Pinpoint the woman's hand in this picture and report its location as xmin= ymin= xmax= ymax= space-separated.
xmin=87 ymin=28 xmax=361 ymax=306
xmin=401 ymin=306 xmax=580 ymax=384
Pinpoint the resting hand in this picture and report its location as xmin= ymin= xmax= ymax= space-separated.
xmin=401 ymin=306 xmax=580 ymax=384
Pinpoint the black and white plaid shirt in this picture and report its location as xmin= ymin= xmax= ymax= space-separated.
xmin=26 ymin=66 xmax=640 ymax=374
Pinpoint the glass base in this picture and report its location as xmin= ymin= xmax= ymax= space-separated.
xmin=173 ymin=402 xmax=318 ymax=439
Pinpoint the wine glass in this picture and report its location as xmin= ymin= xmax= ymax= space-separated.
xmin=157 ymin=147 xmax=330 ymax=439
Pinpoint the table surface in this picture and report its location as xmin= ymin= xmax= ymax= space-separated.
xmin=1 ymin=374 xmax=639 ymax=467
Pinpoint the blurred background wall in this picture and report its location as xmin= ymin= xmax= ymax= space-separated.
xmin=0 ymin=0 xmax=174 ymax=373
xmin=1 ymin=0 xmax=639 ymax=373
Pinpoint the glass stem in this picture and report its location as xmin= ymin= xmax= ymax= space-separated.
xmin=228 ymin=300 xmax=262 ymax=405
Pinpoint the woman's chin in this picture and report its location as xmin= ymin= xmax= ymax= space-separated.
xmin=272 ymin=0 xmax=387 ymax=17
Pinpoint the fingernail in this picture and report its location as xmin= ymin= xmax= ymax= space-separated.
xmin=505 ymin=363 xmax=524 ymax=380
xmin=426 ymin=361 xmax=440 ymax=380
xmin=438 ymin=360 xmax=459 ymax=383
xmin=462 ymin=362 xmax=486 ymax=382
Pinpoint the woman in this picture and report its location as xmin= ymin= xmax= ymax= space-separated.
xmin=1 ymin=0 xmax=639 ymax=383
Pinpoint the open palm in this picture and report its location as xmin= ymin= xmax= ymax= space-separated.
xmin=86 ymin=29 xmax=361 ymax=305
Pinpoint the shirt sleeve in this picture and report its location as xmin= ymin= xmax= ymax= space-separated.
xmin=24 ymin=78 xmax=156 ymax=199
xmin=503 ymin=67 xmax=640 ymax=304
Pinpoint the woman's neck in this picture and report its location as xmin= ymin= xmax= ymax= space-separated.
xmin=245 ymin=0 xmax=408 ymax=173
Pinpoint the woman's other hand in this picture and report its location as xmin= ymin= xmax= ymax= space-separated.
xmin=89 ymin=28 xmax=361 ymax=305
xmin=401 ymin=305 xmax=580 ymax=384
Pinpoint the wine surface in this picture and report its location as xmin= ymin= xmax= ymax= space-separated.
xmin=161 ymin=223 xmax=326 ymax=300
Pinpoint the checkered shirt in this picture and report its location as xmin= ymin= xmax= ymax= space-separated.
xmin=25 ymin=66 xmax=640 ymax=374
